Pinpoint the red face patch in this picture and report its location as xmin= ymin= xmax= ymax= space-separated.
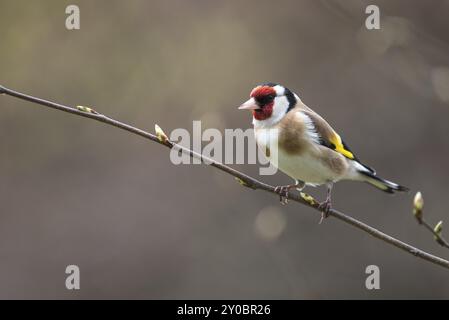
xmin=250 ymin=86 xmax=276 ymax=121
xmin=250 ymin=86 xmax=276 ymax=100
xmin=252 ymin=102 xmax=274 ymax=120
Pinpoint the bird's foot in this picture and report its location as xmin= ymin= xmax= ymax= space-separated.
xmin=318 ymin=199 xmax=332 ymax=224
xmin=274 ymin=184 xmax=299 ymax=205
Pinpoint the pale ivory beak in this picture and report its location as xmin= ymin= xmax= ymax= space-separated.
xmin=238 ymin=97 xmax=260 ymax=110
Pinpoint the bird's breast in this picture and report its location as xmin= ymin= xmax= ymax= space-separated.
xmin=254 ymin=126 xmax=348 ymax=185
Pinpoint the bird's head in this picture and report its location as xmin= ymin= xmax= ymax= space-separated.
xmin=238 ymin=83 xmax=297 ymax=123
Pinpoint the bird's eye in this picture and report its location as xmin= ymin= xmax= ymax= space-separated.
xmin=257 ymin=94 xmax=276 ymax=106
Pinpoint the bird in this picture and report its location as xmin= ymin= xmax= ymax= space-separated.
xmin=238 ymin=83 xmax=408 ymax=219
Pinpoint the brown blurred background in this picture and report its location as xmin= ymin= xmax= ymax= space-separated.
xmin=1 ymin=0 xmax=449 ymax=299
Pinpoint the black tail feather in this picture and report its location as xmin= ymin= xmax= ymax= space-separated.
xmin=359 ymin=171 xmax=409 ymax=194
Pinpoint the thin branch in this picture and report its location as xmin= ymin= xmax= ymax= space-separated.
xmin=420 ymin=219 xmax=449 ymax=249
xmin=2 ymin=84 xmax=449 ymax=270
xmin=413 ymin=192 xmax=449 ymax=249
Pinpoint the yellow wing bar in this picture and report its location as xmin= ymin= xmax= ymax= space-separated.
xmin=328 ymin=132 xmax=355 ymax=160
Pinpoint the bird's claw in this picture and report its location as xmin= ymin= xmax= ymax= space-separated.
xmin=274 ymin=185 xmax=290 ymax=205
xmin=318 ymin=199 xmax=332 ymax=224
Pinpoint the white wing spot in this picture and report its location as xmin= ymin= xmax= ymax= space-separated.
xmin=297 ymin=112 xmax=321 ymax=145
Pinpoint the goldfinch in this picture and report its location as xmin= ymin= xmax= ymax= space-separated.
xmin=239 ymin=83 xmax=408 ymax=215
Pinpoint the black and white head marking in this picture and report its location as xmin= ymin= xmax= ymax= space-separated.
xmin=252 ymin=83 xmax=299 ymax=127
